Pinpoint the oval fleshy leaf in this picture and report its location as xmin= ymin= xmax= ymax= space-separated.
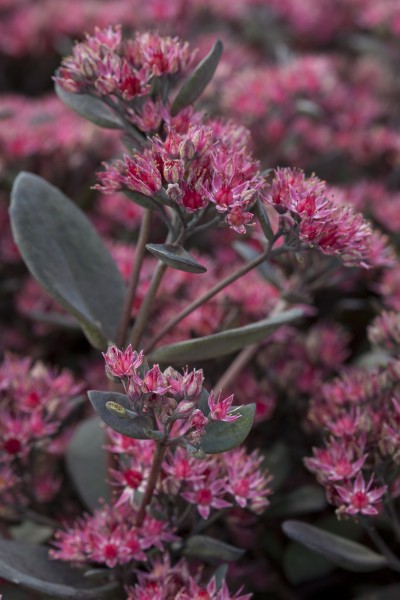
xmin=150 ymin=308 xmax=303 ymax=363
xmin=66 ymin=417 xmax=111 ymax=510
xmin=283 ymin=541 xmax=334 ymax=585
xmin=146 ymin=243 xmax=207 ymax=274
xmin=200 ymin=403 xmax=255 ymax=454
xmin=87 ymin=391 xmax=151 ymax=439
xmin=124 ymin=190 xmax=161 ymax=212
xmin=10 ymin=173 xmax=126 ymax=349
xmin=269 ymin=485 xmax=327 ymax=517
xmin=254 ymin=199 xmax=275 ymax=242
xmin=55 ymin=83 xmax=122 ymax=129
xmin=11 ymin=521 xmax=54 ymax=546
xmin=184 ymin=535 xmax=244 ymax=562
xmin=0 ymin=540 xmax=118 ymax=599
xmin=262 ymin=441 xmax=291 ymax=491
xmin=23 ymin=310 xmax=79 ymax=330
xmin=197 ymin=388 xmax=211 ymax=416
xmin=234 ymin=241 xmax=284 ymax=290
xmin=282 ymin=520 xmax=388 ymax=572
xmin=211 ymin=564 xmax=229 ymax=591
xmin=171 ymin=40 xmax=223 ymax=116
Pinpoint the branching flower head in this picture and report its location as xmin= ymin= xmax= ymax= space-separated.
xmin=50 ymin=502 xmax=177 ymax=567
xmin=0 ymin=354 xmax=83 ymax=511
xmin=55 ymin=26 xmax=193 ymax=98
xmin=95 ymin=116 xmax=265 ymax=235
xmin=100 ymin=346 xmax=250 ymax=453
xmin=103 ymin=344 xmax=143 ymax=378
xmin=265 ymin=168 xmax=394 ymax=268
xmin=126 ymin=556 xmax=252 ymax=599
xmin=335 ymin=473 xmax=387 ymax=517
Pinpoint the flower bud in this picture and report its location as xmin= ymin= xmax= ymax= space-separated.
xmin=82 ymin=57 xmax=96 ymax=78
xmin=165 ymin=131 xmax=180 ymax=156
xmin=190 ymin=409 xmax=208 ymax=431
xmin=179 ymin=139 xmax=196 ymax=161
xmin=183 ymin=369 xmax=204 ymax=398
xmin=164 ymin=367 xmax=184 ymax=397
xmin=103 ymin=345 xmax=143 ymax=379
xmin=163 ymin=159 xmax=184 ymax=184
xmin=173 ymin=400 xmax=197 ymax=419
xmin=142 ymin=365 xmax=169 ymax=395
xmin=166 ymin=183 xmax=183 ymax=203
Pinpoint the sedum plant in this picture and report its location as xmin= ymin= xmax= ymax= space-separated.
xmin=2 ymin=23 xmax=398 ymax=600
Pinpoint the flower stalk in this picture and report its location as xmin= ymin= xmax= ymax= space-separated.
xmin=135 ymin=442 xmax=167 ymax=527
xmin=117 ymin=209 xmax=152 ymax=347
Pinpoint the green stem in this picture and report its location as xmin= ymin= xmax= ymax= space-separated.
xmin=129 ymin=260 xmax=168 ymax=350
xmin=213 ymin=297 xmax=288 ymax=391
xmin=144 ymin=244 xmax=271 ymax=353
xmin=214 ymin=343 xmax=259 ymax=391
xmin=129 ymin=222 xmax=183 ymax=349
xmin=135 ymin=443 xmax=167 ymax=527
xmin=116 ymin=210 xmax=152 ymax=347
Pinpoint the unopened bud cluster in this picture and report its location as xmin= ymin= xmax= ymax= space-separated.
xmin=103 ymin=345 xmax=240 ymax=449
xmin=55 ymin=27 xmax=193 ymax=101
xmin=96 ymin=119 xmax=264 ymax=234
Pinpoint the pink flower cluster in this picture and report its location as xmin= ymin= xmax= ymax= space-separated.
xmin=368 ymin=311 xmax=400 ymax=351
xmin=214 ymin=51 xmax=400 ymax=169
xmin=266 ymin=0 xmax=400 ymax=40
xmin=55 ymin=26 xmax=193 ymax=99
xmin=127 ymin=556 xmax=252 ymax=600
xmin=265 ymin=168 xmax=393 ymax=268
xmin=338 ymin=182 xmax=400 ymax=235
xmin=5 ymin=0 xmax=400 ymax=63
xmin=97 ymin=116 xmax=264 ymax=233
xmin=50 ymin=502 xmax=177 ymax=567
xmin=304 ymin=360 xmax=400 ymax=517
xmin=0 ymin=354 xmax=83 ymax=511
xmin=378 ymin=265 xmax=400 ymax=312
xmin=256 ymin=323 xmax=351 ymax=402
xmin=106 ymin=432 xmax=272 ymax=520
xmin=164 ymin=445 xmax=271 ymax=519
xmin=51 ymin=422 xmax=271 ymax=596
xmin=103 ymin=345 xmax=242 ymax=447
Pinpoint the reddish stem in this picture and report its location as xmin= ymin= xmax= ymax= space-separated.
xmin=116 ymin=210 xmax=152 ymax=348
xmin=135 ymin=443 xmax=167 ymax=527
xmin=144 ymin=245 xmax=271 ymax=353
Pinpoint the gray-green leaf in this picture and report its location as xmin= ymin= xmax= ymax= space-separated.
xmin=234 ymin=241 xmax=284 ymax=290
xmin=150 ymin=308 xmax=303 ymax=363
xmin=0 ymin=540 xmax=118 ymax=598
xmin=268 ymin=485 xmax=327 ymax=517
xmin=254 ymin=200 xmax=275 ymax=242
xmin=55 ymin=83 xmax=122 ymax=129
xmin=283 ymin=541 xmax=335 ymax=584
xmin=282 ymin=520 xmax=388 ymax=572
xmin=200 ymin=404 xmax=255 ymax=454
xmin=124 ymin=190 xmax=162 ymax=212
xmin=146 ymin=243 xmax=207 ymax=274
xmin=87 ymin=391 xmax=151 ymax=439
xmin=10 ymin=173 xmax=126 ymax=348
xmin=171 ymin=41 xmax=223 ymax=116
xmin=184 ymin=535 xmax=244 ymax=562
xmin=66 ymin=417 xmax=111 ymax=510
